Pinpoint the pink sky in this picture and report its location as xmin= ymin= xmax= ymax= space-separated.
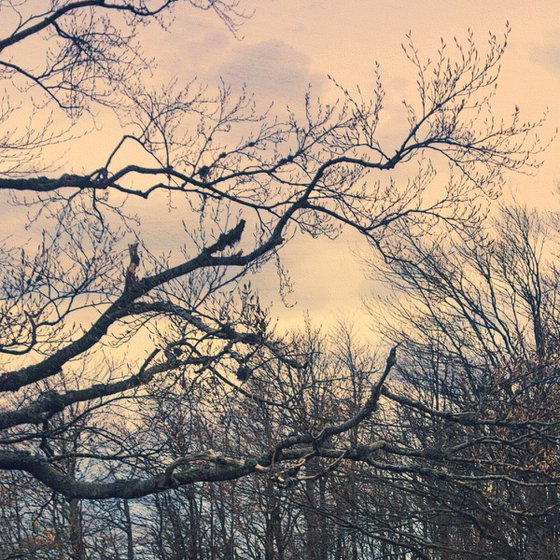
xmin=2 ymin=1 xmax=559 ymax=337
xmin=159 ymin=1 xmax=560 ymax=333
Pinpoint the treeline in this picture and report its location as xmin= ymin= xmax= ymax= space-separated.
xmin=1 ymin=205 xmax=559 ymax=560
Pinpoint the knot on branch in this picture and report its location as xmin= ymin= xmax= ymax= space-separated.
xmin=216 ymin=220 xmax=246 ymax=250
xmin=235 ymin=364 xmax=252 ymax=382
xmin=163 ymin=449 xmax=253 ymax=485
xmin=204 ymin=220 xmax=246 ymax=257
xmin=386 ymin=344 xmax=398 ymax=369
xmin=125 ymin=242 xmax=140 ymax=290
xmin=37 ymin=389 xmax=65 ymax=411
xmin=91 ymin=167 xmax=108 ymax=183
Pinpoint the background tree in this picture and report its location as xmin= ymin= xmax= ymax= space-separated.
xmin=361 ymin=204 xmax=560 ymax=558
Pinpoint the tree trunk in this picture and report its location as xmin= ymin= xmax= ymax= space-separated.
xmin=68 ymin=498 xmax=85 ymax=560
xmin=123 ymin=499 xmax=134 ymax=560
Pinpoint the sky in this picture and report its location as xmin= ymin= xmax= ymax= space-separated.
xmin=150 ymin=0 xmax=560 ymax=334
xmin=2 ymin=0 xmax=560 ymax=339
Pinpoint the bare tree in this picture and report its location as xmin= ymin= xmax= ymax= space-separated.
xmin=359 ymin=204 xmax=560 ymax=558
xmin=0 ymin=0 xmax=548 ymax=523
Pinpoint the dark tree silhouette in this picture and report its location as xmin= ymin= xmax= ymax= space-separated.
xmin=0 ymin=0 xmax=547 ymax=516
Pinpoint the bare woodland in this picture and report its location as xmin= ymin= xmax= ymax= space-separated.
xmin=0 ymin=1 xmax=558 ymax=559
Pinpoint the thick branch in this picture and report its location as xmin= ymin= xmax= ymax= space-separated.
xmin=0 ymin=220 xmax=248 ymax=393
